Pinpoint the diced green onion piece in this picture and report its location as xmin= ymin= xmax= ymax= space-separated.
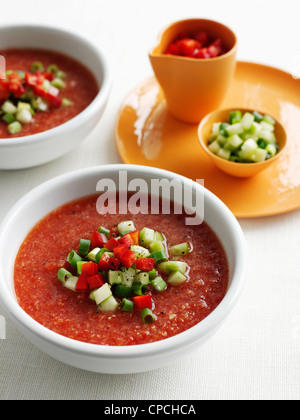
xmin=31 ymin=61 xmax=44 ymax=73
xmin=76 ymin=261 xmax=88 ymax=274
xmin=64 ymin=276 xmax=78 ymax=291
xmin=121 ymin=298 xmax=134 ymax=312
xmin=47 ymin=64 xmax=59 ymax=75
xmin=141 ymin=308 xmax=156 ymax=324
xmin=78 ymin=239 xmax=91 ymax=256
xmin=148 ymin=268 xmax=157 ymax=280
xmin=67 ymin=250 xmax=82 ymax=268
xmin=169 ymin=242 xmax=190 ymax=256
xmin=148 ymin=250 xmax=168 ymax=264
xmin=98 ymin=226 xmax=110 ymax=236
xmin=57 ymin=70 xmax=67 ymax=79
xmin=7 ymin=121 xmax=22 ymax=134
xmin=2 ymin=101 xmax=17 ymax=114
xmin=167 ymin=271 xmax=187 ymax=286
xmin=114 ymin=284 xmax=133 ymax=298
xmin=117 ymin=221 xmax=136 ymax=234
xmin=132 ymin=283 xmax=147 ymax=296
xmin=229 ymin=110 xmax=242 ymax=124
xmin=219 ymin=122 xmax=230 ymax=137
xmin=57 ymin=268 xmax=72 ymax=284
xmin=263 ymin=115 xmax=276 ymax=125
xmin=87 ymin=247 xmax=101 ymax=262
xmin=31 ymin=97 xmax=48 ymax=112
xmin=2 ymin=113 xmax=16 ymax=124
xmin=151 ymin=276 xmax=167 ymax=292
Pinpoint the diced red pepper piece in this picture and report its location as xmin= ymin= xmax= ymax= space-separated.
xmin=98 ymin=253 xmax=121 ymax=271
xmin=76 ymin=274 xmax=89 ymax=291
xmin=113 ymin=244 xmax=128 ymax=259
xmin=90 ymin=231 xmax=108 ymax=249
xmin=121 ymin=250 xmax=137 ymax=268
xmin=176 ymin=38 xmax=201 ymax=57
xmin=118 ymin=233 xmax=134 ymax=247
xmin=135 ymin=258 xmax=155 ymax=272
xmin=44 ymin=72 xmax=55 ymax=81
xmin=129 ymin=230 xmax=139 ymax=245
xmin=105 ymin=237 xmax=120 ymax=251
xmin=132 ymin=295 xmax=153 ymax=310
xmin=81 ymin=261 xmax=98 ymax=276
xmin=45 ymin=91 xmax=63 ymax=108
xmin=194 ymin=31 xmax=209 ymax=47
xmin=87 ymin=274 xmax=105 ymax=290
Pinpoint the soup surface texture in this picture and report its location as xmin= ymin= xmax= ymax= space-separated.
xmin=14 ymin=195 xmax=229 ymax=346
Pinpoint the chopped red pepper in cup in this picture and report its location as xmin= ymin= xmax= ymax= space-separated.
xmin=165 ymin=31 xmax=227 ymax=59
xmin=57 ymin=221 xmax=192 ymax=324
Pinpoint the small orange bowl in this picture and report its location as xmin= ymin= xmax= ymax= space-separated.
xmin=198 ymin=108 xmax=287 ymax=178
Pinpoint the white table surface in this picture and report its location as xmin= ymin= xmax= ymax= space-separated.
xmin=0 ymin=0 xmax=300 ymax=401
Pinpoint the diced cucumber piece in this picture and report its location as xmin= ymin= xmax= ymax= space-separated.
xmin=149 ymin=241 xmax=165 ymax=253
xmin=241 ymin=112 xmax=255 ymax=130
xmin=134 ymin=272 xmax=150 ymax=285
xmin=224 ymin=135 xmax=243 ymax=152
xmin=253 ymin=111 xmax=264 ymax=123
xmin=108 ymin=270 xmax=122 ymax=285
xmin=169 ymin=242 xmax=190 ymax=256
xmin=260 ymin=121 xmax=274 ymax=132
xmin=121 ymin=267 xmax=136 ymax=287
xmin=51 ymin=77 xmax=66 ymax=89
xmin=229 ymin=110 xmax=242 ymax=124
xmin=212 ymin=122 xmax=221 ymax=134
xmin=64 ymin=276 xmax=79 ymax=292
xmin=225 ymin=122 xmax=244 ymax=136
xmin=2 ymin=101 xmax=17 ymax=114
xmin=217 ymin=148 xmax=231 ymax=160
xmin=117 ymin=221 xmax=136 ymax=234
xmin=17 ymin=102 xmax=31 ymax=112
xmin=130 ymin=245 xmax=150 ymax=258
xmin=158 ymin=261 xmax=188 ymax=275
xmin=167 ymin=271 xmax=187 ymax=286
xmin=154 ymin=231 xmax=165 ymax=242
xmin=2 ymin=113 xmax=16 ymax=124
xmin=139 ymin=227 xmax=155 ymax=247
xmin=99 ymin=295 xmax=118 ymax=312
xmin=16 ymin=108 xmax=32 ymax=124
xmin=259 ymin=129 xmax=276 ymax=143
xmin=31 ymin=97 xmax=48 ymax=112
xmin=208 ymin=140 xmax=221 ymax=154
xmin=263 ymin=115 xmax=276 ymax=125
xmin=93 ymin=283 xmax=112 ymax=306
xmin=7 ymin=121 xmax=22 ymax=134
xmin=215 ymin=134 xmax=227 ymax=146
xmin=252 ymin=148 xmax=268 ymax=163
xmin=241 ymin=138 xmax=257 ymax=154
xmin=248 ymin=122 xmax=262 ymax=137
xmin=266 ymin=143 xmax=277 ymax=157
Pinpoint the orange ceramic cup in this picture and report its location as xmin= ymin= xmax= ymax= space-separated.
xmin=149 ymin=19 xmax=237 ymax=124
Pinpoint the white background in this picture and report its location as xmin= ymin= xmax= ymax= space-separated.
xmin=0 ymin=0 xmax=300 ymax=400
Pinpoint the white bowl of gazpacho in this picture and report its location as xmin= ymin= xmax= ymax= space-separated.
xmin=0 ymin=25 xmax=111 ymax=169
xmin=0 ymin=165 xmax=246 ymax=373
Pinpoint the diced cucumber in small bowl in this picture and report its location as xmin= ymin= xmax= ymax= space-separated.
xmin=198 ymin=108 xmax=287 ymax=178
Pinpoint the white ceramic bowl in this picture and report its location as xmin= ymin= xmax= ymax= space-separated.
xmin=0 ymin=165 xmax=246 ymax=373
xmin=0 ymin=25 xmax=111 ymax=170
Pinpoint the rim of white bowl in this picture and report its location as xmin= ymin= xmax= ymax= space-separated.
xmin=0 ymin=24 xmax=112 ymax=147
xmin=0 ymin=164 xmax=247 ymax=360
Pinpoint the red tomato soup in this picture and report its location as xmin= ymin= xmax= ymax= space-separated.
xmin=0 ymin=49 xmax=99 ymax=138
xmin=14 ymin=195 xmax=229 ymax=346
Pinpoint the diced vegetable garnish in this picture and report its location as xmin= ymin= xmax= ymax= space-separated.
xmin=208 ymin=110 xmax=279 ymax=163
xmin=0 ymin=61 xmax=71 ymax=135
xmin=57 ymin=221 xmax=192 ymax=324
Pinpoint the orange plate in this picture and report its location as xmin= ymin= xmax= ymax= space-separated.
xmin=115 ymin=61 xmax=300 ymax=218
